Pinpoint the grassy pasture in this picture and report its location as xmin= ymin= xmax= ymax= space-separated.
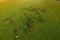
xmin=0 ymin=0 xmax=60 ymax=40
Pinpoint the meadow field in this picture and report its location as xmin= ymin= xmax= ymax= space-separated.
xmin=0 ymin=0 xmax=60 ymax=40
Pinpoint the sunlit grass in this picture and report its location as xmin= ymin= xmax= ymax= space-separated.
xmin=0 ymin=0 xmax=60 ymax=40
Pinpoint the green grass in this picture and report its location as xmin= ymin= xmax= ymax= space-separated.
xmin=0 ymin=0 xmax=60 ymax=40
